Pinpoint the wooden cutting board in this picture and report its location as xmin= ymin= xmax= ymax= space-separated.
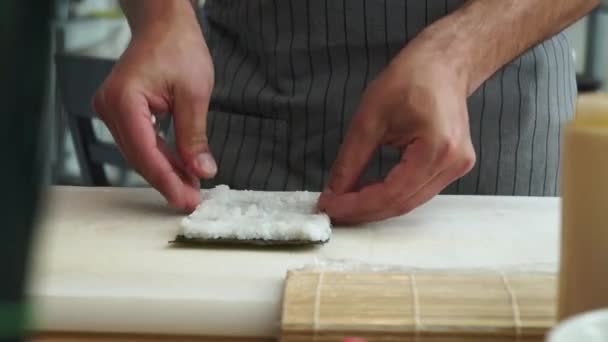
xmin=27 ymin=186 xmax=560 ymax=340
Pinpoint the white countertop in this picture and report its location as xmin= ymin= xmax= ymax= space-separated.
xmin=28 ymin=186 xmax=561 ymax=338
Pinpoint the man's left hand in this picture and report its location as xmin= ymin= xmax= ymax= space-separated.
xmin=318 ymin=40 xmax=476 ymax=224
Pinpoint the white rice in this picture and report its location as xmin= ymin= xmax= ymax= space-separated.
xmin=180 ymin=185 xmax=332 ymax=242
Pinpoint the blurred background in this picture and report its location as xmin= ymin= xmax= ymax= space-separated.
xmin=47 ymin=0 xmax=608 ymax=190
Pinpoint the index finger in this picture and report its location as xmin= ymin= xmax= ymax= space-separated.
xmin=318 ymin=139 xmax=440 ymax=224
xmin=112 ymin=93 xmax=201 ymax=211
xmin=324 ymin=113 xmax=386 ymax=195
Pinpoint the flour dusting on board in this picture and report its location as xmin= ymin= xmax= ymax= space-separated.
xmin=179 ymin=185 xmax=331 ymax=243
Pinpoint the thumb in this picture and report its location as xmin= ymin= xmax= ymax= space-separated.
xmin=324 ymin=113 xmax=384 ymax=195
xmin=173 ymin=85 xmax=217 ymax=179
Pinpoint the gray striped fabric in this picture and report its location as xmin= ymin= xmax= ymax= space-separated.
xmin=197 ymin=0 xmax=577 ymax=196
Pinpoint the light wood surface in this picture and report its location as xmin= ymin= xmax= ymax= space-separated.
xmin=28 ymin=187 xmax=560 ymax=339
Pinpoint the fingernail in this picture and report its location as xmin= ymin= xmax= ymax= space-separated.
xmin=322 ymin=187 xmax=334 ymax=196
xmin=197 ymin=152 xmax=217 ymax=176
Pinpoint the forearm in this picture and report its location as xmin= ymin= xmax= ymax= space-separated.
xmin=413 ymin=0 xmax=599 ymax=95
xmin=119 ymin=0 xmax=198 ymax=36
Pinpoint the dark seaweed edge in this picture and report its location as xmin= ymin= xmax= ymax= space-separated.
xmin=169 ymin=234 xmax=330 ymax=247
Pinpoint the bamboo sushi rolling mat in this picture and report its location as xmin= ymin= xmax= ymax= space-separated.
xmin=281 ymin=271 xmax=556 ymax=341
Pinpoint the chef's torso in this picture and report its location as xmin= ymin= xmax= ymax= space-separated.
xmin=198 ymin=0 xmax=576 ymax=196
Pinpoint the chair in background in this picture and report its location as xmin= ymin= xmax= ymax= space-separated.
xmin=55 ymin=54 xmax=125 ymax=186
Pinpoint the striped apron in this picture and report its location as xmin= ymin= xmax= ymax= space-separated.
xmin=196 ymin=0 xmax=577 ymax=196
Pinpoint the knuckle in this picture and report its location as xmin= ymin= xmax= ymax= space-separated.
xmin=181 ymin=75 xmax=213 ymax=104
xmin=395 ymin=200 xmax=415 ymax=217
xmin=459 ymin=148 xmax=477 ymax=175
xmin=92 ymin=85 xmax=115 ymax=123
xmin=435 ymin=136 xmax=458 ymax=164
xmin=179 ymin=133 xmax=209 ymax=156
xmin=186 ymin=88 xmax=211 ymax=105
xmin=330 ymin=163 xmax=350 ymax=184
xmin=99 ymin=78 xmax=134 ymax=113
xmin=351 ymin=115 xmax=380 ymax=142
xmin=434 ymin=135 xmax=476 ymax=175
xmin=114 ymin=90 xmax=135 ymax=114
xmin=384 ymin=185 xmax=402 ymax=203
xmin=190 ymin=133 xmax=209 ymax=147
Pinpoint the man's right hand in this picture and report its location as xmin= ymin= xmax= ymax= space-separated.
xmin=93 ymin=0 xmax=214 ymax=212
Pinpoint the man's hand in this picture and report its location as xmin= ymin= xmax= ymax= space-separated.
xmin=93 ymin=0 xmax=214 ymax=212
xmin=317 ymin=42 xmax=475 ymax=225
xmin=319 ymin=0 xmax=598 ymax=224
